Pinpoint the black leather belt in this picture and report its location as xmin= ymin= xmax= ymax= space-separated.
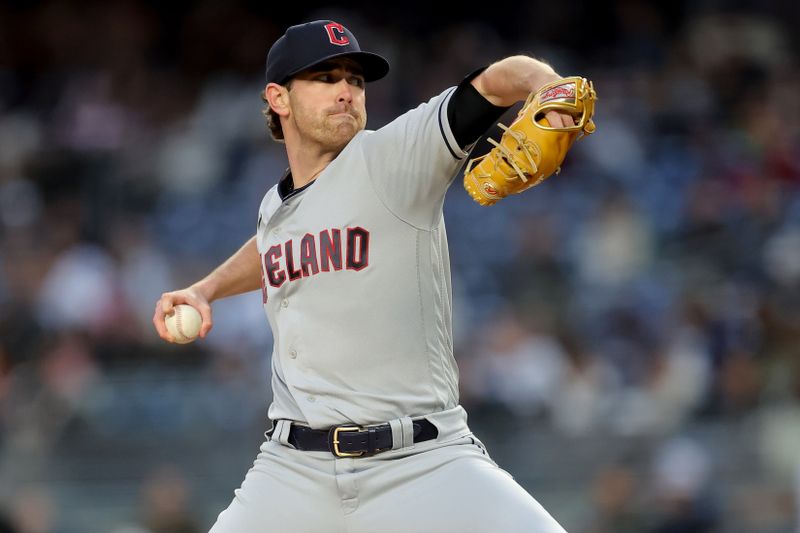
xmin=284 ymin=419 xmax=438 ymax=457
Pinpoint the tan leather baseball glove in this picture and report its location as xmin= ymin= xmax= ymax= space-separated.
xmin=463 ymin=76 xmax=597 ymax=206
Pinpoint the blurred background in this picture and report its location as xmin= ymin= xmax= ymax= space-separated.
xmin=1 ymin=0 xmax=799 ymax=531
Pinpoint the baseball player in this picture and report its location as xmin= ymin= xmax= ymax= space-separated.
xmin=154 ymin=20 xmax=577 ymax=532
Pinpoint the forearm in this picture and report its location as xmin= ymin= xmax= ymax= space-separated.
xmin=193 ymin=235 xmax=262 ymax=302
xmin=470 ymin=56 xmax=560 ymax=107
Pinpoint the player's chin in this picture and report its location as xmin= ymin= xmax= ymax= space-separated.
xmin=327 ymin=122 xmax=361 ymax=145
xmin=328 ymin=114 xmax=360 ymax=130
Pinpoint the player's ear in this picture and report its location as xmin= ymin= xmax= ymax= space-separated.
xmin=265 ymin=83 xmax=290 ymax=117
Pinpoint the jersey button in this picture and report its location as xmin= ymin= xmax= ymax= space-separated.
xmin=272 ymin=228 xmax=280 ymax=236
xmin=306 ymin=395 xmax=316 ymax=403
xmin=281 ymin=299 xmax=289 ymax=308
xmin=289 ymin=349 xmax=297 ymax=359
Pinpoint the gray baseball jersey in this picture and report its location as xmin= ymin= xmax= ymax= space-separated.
xmin=214 ymin=84 xmax=569 ymax=533
xmin=256 ymin=86 xmax=468 ymax=429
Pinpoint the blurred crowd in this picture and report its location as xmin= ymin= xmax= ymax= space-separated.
xmin=1 ymin=1 xmax=799 ymax=531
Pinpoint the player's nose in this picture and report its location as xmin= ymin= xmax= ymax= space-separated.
xmin=335 ymin=79 xmax=354 ymax=104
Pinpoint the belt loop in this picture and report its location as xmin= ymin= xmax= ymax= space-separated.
xmin=399 ymin=417 xmax=415 ymax=449
xmin=274 ymin=420 xmax=293 ymax=447
xmin=389 ymin=416 xmax=415 ymax=450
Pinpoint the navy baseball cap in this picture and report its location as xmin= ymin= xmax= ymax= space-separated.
xmin=266 ymin=20 xmax=390 ymax=85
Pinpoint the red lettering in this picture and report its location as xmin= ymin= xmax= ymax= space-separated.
xmin=284 ymin=240 xmax=302 ymax=281
xmin=319 ymin=229 xmax=342 ymax=271
xmin=346 ymin=227 xmax=370 ymax=271
xmin=541 ymin=83 xmax=575 ymax=103
xmin=300 ymin=233 xmax=320 ymax=276
xmin=261 ymin=227 xmax=369 ymax=298
xmin=324 ymin=22 xmax=349 ymax=46
xmin=264 ymin=245 xmax=285 ymax=288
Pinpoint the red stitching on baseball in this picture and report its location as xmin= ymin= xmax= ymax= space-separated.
xmin=176 ymin=307 xmax=187 ymax=340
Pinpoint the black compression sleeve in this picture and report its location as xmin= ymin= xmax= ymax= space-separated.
xmin=447 ymin=67 xmax=513 ymax=149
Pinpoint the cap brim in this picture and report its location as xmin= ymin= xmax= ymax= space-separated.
xmin=284 ymin=51 xmax=390 ymax=83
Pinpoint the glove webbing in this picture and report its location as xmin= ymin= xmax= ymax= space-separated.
xmin=486 ymin=124 xmax=551 ymax=188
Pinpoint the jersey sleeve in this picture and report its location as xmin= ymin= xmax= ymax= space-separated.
xmin=361 ymin=87 xmax=472 ymax=229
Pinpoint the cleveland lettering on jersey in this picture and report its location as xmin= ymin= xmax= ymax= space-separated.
xmin=262 ymin=226 xmax=370 ymax=290
xmin=319 ymin=228 xmax=342 ymax=272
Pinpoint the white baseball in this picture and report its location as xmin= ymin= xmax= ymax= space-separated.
xmin=165 ymin=304 xmax=202 ymax=344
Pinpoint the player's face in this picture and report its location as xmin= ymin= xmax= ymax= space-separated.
xmin=287 ymin=59 xmax=367 ymax=151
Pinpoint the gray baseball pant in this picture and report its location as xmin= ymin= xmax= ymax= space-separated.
xmin=209 ymin=406 xmax=568 ymax=533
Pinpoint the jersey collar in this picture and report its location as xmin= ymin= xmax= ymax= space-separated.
xmin=277 ymin=168 xmax=316 ymax=201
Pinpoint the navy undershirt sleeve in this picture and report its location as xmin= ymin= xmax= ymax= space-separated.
xmin=447 ymin=67 xmax=513 ymax=149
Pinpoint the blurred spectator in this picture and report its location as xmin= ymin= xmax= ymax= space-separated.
xmin=462 ymin=311 xmax=567 ymax=419
xmin=139 ymin=465 xmax=200 ymax=533
xmin=1 ymin=329 xmax=101 ymax=467
xmin=9 ymin=485 xmax=57 ymax=533
xmin=584 ymin=463 xmax=646 ymax=533
xmin=648 ymin=437 xmax=718 ymax=533
xmin=758 ymin=372 xmax=800 ymax=488
xmin=35 ymin=244 xmax=123 ymax=334
xmin=573 ymin=192 xmax=652 ymax=290
xmin=550 ymin=335 xmax=621 ymax=437
xmin=613 ymin=321 xmax=712 ymax=437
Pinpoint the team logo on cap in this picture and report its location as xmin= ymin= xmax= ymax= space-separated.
xmin=325 ymin=22 xmax=350 ymax=46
